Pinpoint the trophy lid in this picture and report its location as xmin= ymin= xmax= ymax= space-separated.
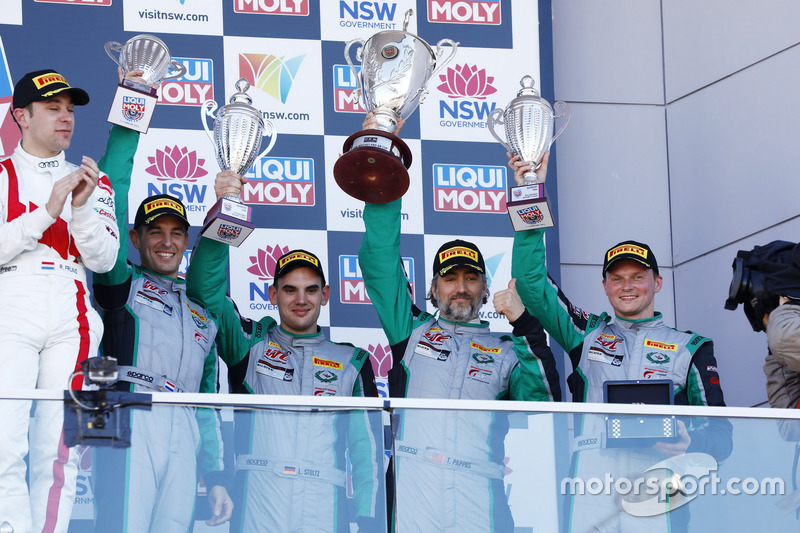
xmin=229 ymin=78 xmax=254 ymax=106
xmin=508 ymin=75 xmax=553 ymax=113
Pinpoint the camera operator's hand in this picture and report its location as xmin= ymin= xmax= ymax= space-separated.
xmin=652 ymin=419 xmax=690 ymax=457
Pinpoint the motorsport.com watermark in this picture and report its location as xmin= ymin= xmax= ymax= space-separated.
xmin=560 ymin=453 xmax=785 ymax=517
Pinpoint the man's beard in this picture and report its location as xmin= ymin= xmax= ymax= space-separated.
xmin=439 ymin=292 xmax=482 ymax=322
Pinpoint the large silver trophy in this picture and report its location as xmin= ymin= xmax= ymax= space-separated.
xmin=488 ymin=75 xmax=570 ymax=231
xmin=105 ymin=34 xmax=186 ymax=86
xmin=200 ymin=78 xmax=277 ymax=247
xmin=333 ymin=9 xmax=458 ymax=203
xmin=105 ymin=34 xmax=186 ymax=132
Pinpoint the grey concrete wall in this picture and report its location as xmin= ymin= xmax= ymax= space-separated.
xmin=549 ymin=0 xmax=800 ymax=406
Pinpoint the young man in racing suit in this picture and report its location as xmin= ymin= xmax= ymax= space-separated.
xmin=0 ymin=69 xmax=119 ymax=533
xmin=508 ymin=153 xmax=732 ymax=531
xmin=91 ymin=119 xmax=232 ymax=531
xmin=356 ymin=114 xmax=561 ymax=532
xmin=186 ymin=170 xmax=383 ymax=533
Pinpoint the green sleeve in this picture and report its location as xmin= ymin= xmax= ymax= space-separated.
xmin=186 ymin=236 xmax=250 ymax=368
xmin=358 ymin=200 xmax=413 ymax=345
xmin=511 ymin=229 xmax=589 ymax=353
xmin=195 ymin=342 xmax=225 ymax=483
xmin=94 ymin=125 xmax=140 ymax=287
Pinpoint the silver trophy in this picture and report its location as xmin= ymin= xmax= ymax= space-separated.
xmin=488 ymin=75 xmax=570 ymax=231
xmin=199 ymin=78 xmax=277 ymax=247
xmin=333 ymin=9 xmax=458 ymax=203
xmin=105 ymin=34 xmax=186 ymax=86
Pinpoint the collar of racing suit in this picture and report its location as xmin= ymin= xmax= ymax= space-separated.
xmin=613 ymin=311 xmax=664 ymax=330
xmin=14 ymin=140 xmax=65 ymax=173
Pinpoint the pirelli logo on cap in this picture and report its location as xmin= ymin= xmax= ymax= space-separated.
xmin=313 ymin=357 xmax=342 ymax=370
xmin=607 ymin=244 xmax=648 ymax=261
xmin=644 ymin=339 xmax=678 ymax=351
xmin=279 ymin=251 xmax=319 ymax=269
xmin=33 ymin=73 xmax=68 ymax=89
xmin=144 ymin=198 xmax=186 ymax=216
xmin=470 ymin=341 xmax=502 ymax=354
xmin=439 ymin=246 xmax=478 ymax=263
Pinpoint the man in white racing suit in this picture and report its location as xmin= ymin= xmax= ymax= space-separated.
xmin=0 ymin=69 xmax=119 ymax=533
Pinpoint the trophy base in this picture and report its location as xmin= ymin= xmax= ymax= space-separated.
xmin=200 ymin=197 xmax=254 ymax=247
xmin=333 ymin=129 xmax=412 ymax=203
xmin=506 ymin=184 xmax=555 ymax=231
xmin=107 ymin=80 xmax=158 ymax=133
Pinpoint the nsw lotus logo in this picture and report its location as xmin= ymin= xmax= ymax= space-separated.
xmin=145 ymin=146 xmax=209 ymax=182
xmin=247 ymin=244 xmax=290 ymax=280
xmin=437 ymin=64 xmax=497 ymax=99
xmin=240 ymin=53 xmax=305 ymax=103
xmin=368 ymin=343 xmax=392 ymax=379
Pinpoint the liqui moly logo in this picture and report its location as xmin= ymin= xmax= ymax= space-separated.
xmin=428 ymin=0 xmax=501 ymax=25
xmin=122 ymin=96 xmax=146 ymax=121
xmin=333 ymin=65 xmax=364 ymax=113
xmin=234 ymin=0 xmax=309 ymax=15
xmin=339 ymin=255 xmax=414 ymax=304
xmin=243 ymin=157 xmax=315 ymax=206
xmin=433 ymin=164 xmax=506 ymax=213
xmin=158 ymin=58 xmax=213 ymax=107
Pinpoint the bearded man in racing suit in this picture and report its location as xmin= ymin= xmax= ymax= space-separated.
xmin=356 ymin=115 xmax=561 ymax=532
xmin=0 ymin=69 xmax=119 ymax=533
xmin=91 ymin=118 xmax=232 ymax=532
xmin=186 ymin=170 xmax=383 ymax=533
xmin=508 ymin=153 xmax=732 ymax=532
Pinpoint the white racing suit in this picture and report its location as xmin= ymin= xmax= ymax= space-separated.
xmin=0 ymin=142 xmax=118 ymax=533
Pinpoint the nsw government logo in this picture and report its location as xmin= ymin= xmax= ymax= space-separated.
xmin=145 ymin=145 xmax=210 ymax=213
xmin=433 ymin=164 xmax=506 ymax=213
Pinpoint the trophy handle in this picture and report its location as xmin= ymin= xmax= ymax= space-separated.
xmin=105 ymin=41 xmax=124 ymax=69
xmin=431 ymin=39 xmax=459 ymax=81
xmin=163 ymin=60 xmax=188 ymax=81
xmin=254 ymin=119 xmax=278 ymax=162
xmin=200 ymin=100 xmax=217 ymax=146
xmin=344 ymin=38 xmax=366 ymax=110
xmin=551 ymin=101 xmax=571 ymax=144
xmin=487 ymin=108 xmax=513 ymax=153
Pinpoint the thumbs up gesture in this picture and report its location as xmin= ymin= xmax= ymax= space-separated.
xmin=493 ymin=278 xmax=525 ymax=322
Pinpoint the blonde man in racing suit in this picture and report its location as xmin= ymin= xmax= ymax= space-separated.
xmin=0 ymin=69 xmax=118 ymax=533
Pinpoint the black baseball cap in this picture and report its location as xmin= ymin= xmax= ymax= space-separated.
xmin=433 ymin=239 xmax=485 ymax=277
xmin=603 ymin=240 xmax=659 ymax=276
xmin=12 ymin=69 xmax=90 ymax=109
xmin=133 ymin=194 xmax=189 ymax=230
xmin=273 ymin=249 xmax=326 ymax=285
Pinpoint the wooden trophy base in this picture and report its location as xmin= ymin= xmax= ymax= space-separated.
xmin=333 ymin=129 xmax=412 ymax=203
xmin=506 ymin=184 xmax=555 ymax=231
xmin=200 ymin=197 xmax=254 ymax=247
